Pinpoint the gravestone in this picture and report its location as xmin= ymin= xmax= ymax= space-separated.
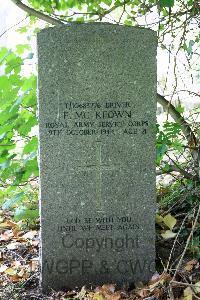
xmin=37 ymin=23 xmax=157 ymax=292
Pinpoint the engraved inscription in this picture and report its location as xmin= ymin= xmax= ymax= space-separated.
xmin=57 ymin=215 xmax=141 ymax=233
xmin=43 ymin=258 xmax=155 ymax=276
xmin=44 ymin=101 xmax=149 ymax=137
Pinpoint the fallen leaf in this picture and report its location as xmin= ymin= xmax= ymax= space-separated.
xmin=6 ymin=242 xmax=21 ymax=250
xmin=29 ymin=259 xmax=39 ymax=272
xmin=9 ymin=274 xmax=22 ymax=282
xmin=0 ymin=217 xmax=4 ymax=223
xmin=17 ymin=269 xmax=25 ymax=277
xmin=65 ymin=290 xmax=77 ymax=296
xmin=184 ymin=287 xmax=193 ymax=300
xmin=149 ymin=272 xmax=171 ymax=291
xmin=183 ymin=287 xmax=193 ymax=300
xmin=76 ymin=285 xmax=87 ymax=299
xmin=98 ymin=284 xmax=116 ymax=294
xmin=0 ymin=219 xmax=16 ymax=229
xmin=6 ymin=220 xmax=17 ymax=227
xmin=161 ymin=230 xmax=177 ymax=239
xmin=0 ymin=222 xmax=10 ymax=229
xmin=12 ymin=261 xmax=21 ymax=269
xmin=0 ymin=265 xmax=8 ymax=273
xmin=5 ymin=267 xmax=17 ymax=276
xmin=94 ymin=285 xmax=121 ymax=300
xmin=163 ymin=214 xmax=177 ymax=230
xmin=136 ymin=287 xmax=149 ymax=298
xmin=93 ymin=292 xmax=106 ymax=300
xmin=184 ymin=259 xmax=198 ymax=271
xmin=13 ymin=229 xmax=24 ymax=239
xmin=22 ymin=230 xmax=37 ymax=240
xmin=31 ymin=240 xmax=39 ymax=246
xmin=153 ymin=287 xmax=164 ymax=298
xmin=194 ymin=281 xmax=200 ymax=294
xmin=156 ymin=214 xmax=164 ymax=227
xmin=0 ymin=230 xmax=13 ymax=241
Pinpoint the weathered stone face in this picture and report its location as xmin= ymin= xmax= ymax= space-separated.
xmin=37 ymin=23 xmax=157 ymax=292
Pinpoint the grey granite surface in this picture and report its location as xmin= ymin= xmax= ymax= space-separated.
xmin=37 ymin=23 xmax=157 ymax=291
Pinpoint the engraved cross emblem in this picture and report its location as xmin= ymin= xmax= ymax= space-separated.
xmin=78 ymin=141 xmax=119 ymax=212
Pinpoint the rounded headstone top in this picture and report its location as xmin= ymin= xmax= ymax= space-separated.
xmin=38 ymin=22 xmax=157 ymax=39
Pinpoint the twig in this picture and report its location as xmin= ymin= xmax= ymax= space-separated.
xmin=0 ymin=16 xmax=28 ymax=39
xmin=166 ymin=211 xmax=190 ymax=272
xmin=118 ymin=1 xmax=126 ymax=24
xmin=171 ymin=281 xmax=200 ymax=300
xmin=171 ymin=281 xmax=198 ymax=287
xmin=10 ymin=0 xmax=64 ymax=25
xmin=156 ymin=164 xmax=196 ymax=180
xmin=172 ymin=204 xmax=200 ymax=281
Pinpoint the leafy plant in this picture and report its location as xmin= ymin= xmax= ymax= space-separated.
xmin=0 ymin=46 xmax=38 ymax=221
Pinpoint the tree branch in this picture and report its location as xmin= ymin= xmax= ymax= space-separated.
xmin=156 ymin=164 xmax=196 ymax=180
xmin=157 ymin=93 xmax=198 ymax=148
xmin=10 ymin=0 xmax=64 ymax=25
xmin=157 ymin=93 xmax=200 ymax=179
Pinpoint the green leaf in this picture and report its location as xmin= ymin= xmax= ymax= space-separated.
xmin=156 ymin=143 xmax=168 ymax=164
xmin=22 ymin=92 xmax=36 ymax=107
xmin=160 ymin=0 xmax=174 ymax=7
xmin=0 ymin=108 xmax=18 ymax=125
xmin=21 ymin=75 xmax=36 ymax=92
xmin=124 ymin=19 xmax=133 ymax=26
xmin=17 ymin=116 xmax=38 ymax=136
xmin=176 ymin=105 xmax=184 ymax=114
xmin=163 ymin=122 xmax=181 ymax=138
xmin=16 ymin=26 xmax=28 ymax=34
xmin=9 ymin=95 xmax=23 ymax=112
xmin=162 ymin=163 xmax=170 ymax=172
xmin=2 ymin=192 xmax=24 ymax=209
xmin=0 ymin=132 xmax=7 ymax=142
xmin=14 ymin=206 xmax=39 ymax=221
xmin=102 ymin=0 xmax=112 ymax=5
xmin=173 ymin=140 xmax=184 ymax=152
xmin=16 ymin=44 xmax=31 ymax=55
xmin=23 ymin=137 xmax=38 ymax=154
xmin=23 ymin=157 xmax=39 ymax=179
xmin=0 ymin=75 xmax=12 ymax=92
xmin=0 ymin=154 xmax=16 ymax=170
xmin=5 ymin=56 xmax=23 ymax=74
xmin=185 ymin=40 xmax=195 ymax=56
xmin=0 ymin=48 xmax=11 ymax=65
